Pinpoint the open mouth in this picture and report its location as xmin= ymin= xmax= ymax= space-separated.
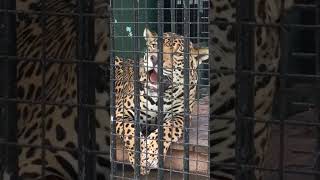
xmin=147 ymin=69 xmax=172 ymax=92
xmin=147 ymin=69 xmax=158 ymax=85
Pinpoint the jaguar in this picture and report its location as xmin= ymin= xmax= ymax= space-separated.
xmin=3 ymin=0 xmax=111 ymax=179
xmin=1 ymin=0 xmax=297 ymax=179
xmin=210 ymin=0 xmax=294 ymax=179
xmin=114 ymin=28 xmax=208 ymax=175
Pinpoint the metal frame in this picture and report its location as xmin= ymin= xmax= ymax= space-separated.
xmin=110 ymin=0 xmax=209 ymax=179
xmin=235 ymin=0 xmax=255 ymax=179
xmin=211 ymin=1 xmax=320 ymax=180
xmin=0 ymin=0 xmax=18 ymax=179
xmin=76 ymin=0 xmax=97 ymax=179
xmin=156 ymin=0 xmax=165 ymax=179
xmin=0 ymin=0 xmax=318 ymax=180
xmin=183 ymin=0 xmax=191 ymax=179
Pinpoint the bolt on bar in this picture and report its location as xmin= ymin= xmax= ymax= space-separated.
xmin=235 ymin=0 xmax=255 ymax=180
xmin=183 ymin=0 xmax=190 ymax=179
xmin=133 ymin=0 xmax=141 ymax=178
xmin=76 ymin=0 xmax=96 ymax=179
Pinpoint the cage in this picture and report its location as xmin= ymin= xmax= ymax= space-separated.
xmin=210 ymin=0 xmax=320 ymax=180
xmin=0 ymin=0 xmax=111 ymax=179
xmin=110 ymin=0 xmax=209 ymax=179
xmin=0 ymin=0 xmax=210 ymax=179
xmin=1 ymin=0 xmax=320 ymax=180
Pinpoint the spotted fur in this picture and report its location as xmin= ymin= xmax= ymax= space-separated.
xmin=6 ymin=0 xmax=296 ymax=179
xmin=6 ymin=0 xmax=111 ymax=179
xmin=114 ymin=28 xmax=209 ymax=174
xmin=210 ymin=0 xmax=294 ymax=179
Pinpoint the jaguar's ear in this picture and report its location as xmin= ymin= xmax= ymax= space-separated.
xmin=143 ymin=28 xmax=157 ymax=42
xmin=192 ymin=47 xmax=209 ymax=64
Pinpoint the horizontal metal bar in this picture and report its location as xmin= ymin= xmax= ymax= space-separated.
xmin=0 ymin=8 xmax=209 ymax=20
xmin=0 ymin=9 xmax=109 ymax=18
xmin=0 ymin=94 xmax=209 ymax=110
xmin=110 ymin=21 xmax=210 ymax=24
xmin=293 ymin=4 xmax=318 ymax=9
xmin=212 ymin=115 xmax=320 ymax=127
xmin=111 ymin=7 xmax=209 ymax=10
xmin=211 ymin=68 xmax=320 ymax=78
xmin=0 ymin=140 xmax=111 ymax=156
xmin=111 ymin=35 xmax=209 ymax=39
xmin=291 ymin=52 xmax=317 ymax=58
xmin=211 ymin=20 xmax=320 ymax=29
xmin=0 ymin=97 xmax=109 ymax=109
xmin=212 ymin=162 xmax=320 ymax=176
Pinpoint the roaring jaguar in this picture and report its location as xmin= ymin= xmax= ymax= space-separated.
xmin=1 ymin=0 xmax=297 ymax=179
xmin=114 ymin=28 xmax=209 ymax=175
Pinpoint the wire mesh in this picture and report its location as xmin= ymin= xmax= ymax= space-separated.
xmin=1 ymin=0 xmax=320 ymax=180
xmin=110 ymin=0 xmax=209 ymax=179
xmin=210 ymin=0 xmax=320 ymax=180
xmin=0 ymin=0 xmax=110 ymax=179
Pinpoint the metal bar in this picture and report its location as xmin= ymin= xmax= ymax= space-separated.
xmin=144 ymin=1 xmax=149 ymax=180
xmin=0 ymin=0 xmax=8 ymax=176
xmin=291 ymin=52 xmax=317 ymax=58
xmin=183 ymin=0 xmax=190 ymax=179
xmin=171 ymin=0 xmax=176 ymax=32
xmin=235 ymin=0 xmax=255 ymax=179
xmin=0 ymin=0 xmax=17 ymax=178
xmin=39 ymin=0 xmax=48 ymax=178
xmin=315 ymin=1 xmax=320 ymax=180
xmin=157 ymin=0 xmax=165 ymax=178
xmin=195 ymin=0 xmax=201 ymax=176
xmin=133 ymin=0 xmax=141 ymax=178
xmin=76 ymin=0 xmax=96 ymax=179
xmin=279 ymin=0 xmax=288 ymax=180
xmin=109 ymin=0 xmax=117 ymax=178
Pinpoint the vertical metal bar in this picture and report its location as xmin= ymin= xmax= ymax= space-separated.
xmin=278 ymin=0 xmax=287 ymax=180
xmin=109 ymin=0 xmax=117 ymax=178
xmin=157 ymin=0 xmax=165 ymax=178
xmin=39 ymin=0 xmax=48 ymax=178
xmin=235 ymin=0 xmax=255 ymax=179
xmin=0 ymin=0 xmax=17 ymax=178
xmin=144 ymin=1 xmax=149 ymax=180
xmin=77 ymin=1 xmax=85 ymax=177
xmin=77 ymin=0 xmax=96 ymax=179
xmin=183 ymin=0 xmax=190 ymax=179
xmin=171 ymin=0 xmax=176 ymax=33
xmin=208 ymin=0 xmax=213 ymax=178
xmin=133 ymin=0 xmax=141 ymax=178
xmin=315 ymin=1 xmax=320 ymax=179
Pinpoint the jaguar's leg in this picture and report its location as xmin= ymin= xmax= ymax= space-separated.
xmin=115 ymin=120 xmax=146 ymax=166
xmin=140 ymin=115 xmax=184 ymax=175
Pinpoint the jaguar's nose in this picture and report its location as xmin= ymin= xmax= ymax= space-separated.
xmin=150 ymin=55 xmax=157 ymax=66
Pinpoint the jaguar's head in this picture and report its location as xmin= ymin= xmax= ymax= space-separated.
xmin=143 ymin=28 xmax=208 ymax=93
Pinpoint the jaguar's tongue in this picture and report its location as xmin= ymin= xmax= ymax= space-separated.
xmin=150 ymin=70 xmax=157 ymax=84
